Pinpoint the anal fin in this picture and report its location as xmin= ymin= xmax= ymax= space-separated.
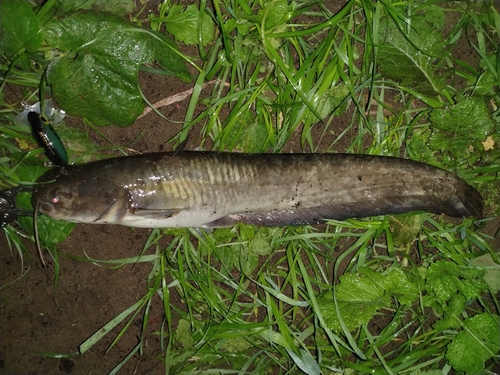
xmin=203 ymin=198 xmax=431 ymax=228
xmin=204 ymin=208 xmax=332 ymax=228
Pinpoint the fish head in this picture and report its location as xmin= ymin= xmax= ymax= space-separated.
xmin=32 ymin=166 xmax=129 ymax=224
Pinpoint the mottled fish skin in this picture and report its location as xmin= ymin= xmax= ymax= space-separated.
xmin=32 ymin=152 xmax=483 ymax=228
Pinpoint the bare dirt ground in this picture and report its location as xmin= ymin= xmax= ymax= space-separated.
xmin=1 ymin=3 xmax=499 ymax=375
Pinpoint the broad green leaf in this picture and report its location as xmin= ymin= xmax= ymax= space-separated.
xmin=236 ymin=245 xmax=259 ymax=275
xmin=0 ymin=1 xmax=42 ymax=57
xmin=239 ymin=226 xmax=274 ymax=255
xmin=469 ymin=54 xmax=500 ymax=96
xmin=432 ymin=294 xmax=466 ymax=331
xmin=416 ymin=3 xmax=445 ymax=30
xmin=43 ymin=11 xmax=190 ymax=126
xmin=383 ymin=268 xmax=420 ymax=306
xmin=423 ymin=260 xmax=488 ymax=312
xmin=407 ymin=126 xmax=438 ymax=165
xmin=472 ymin=252 xmax=500 ymax=293
xmin=160 ymin=4 xmax=215 ymax=46
xmin=260 ymin=0 xmax=291 ymax=30
xmin=388 ymin=213 xmax=423 ymax=249
xmin=250 ymin=227 xmax=279 ymax=256
xmin=225 ymin=111 xmax=270 ymax=152
xmin=53 ymin=123 xmax=99 ymax=163
xmin=175 ymin=319 xmax=195 ymax=348
xmin=428 ymin=94 xmax=496 ymax=161
xmin=305 ymin=84 xmax=349 ymax=125
xmin=335 ymin=268 xmax=387 ymax=301
xmin=207 ymin=227 xmax=238 ymax=273
xmin=56 ymin=0 xmax=136 ymax=15
xmin=215 ymin=243 xmax=239 ymax=273
xmin=17 ymin=201 xmax=75 ymax=248
xmin=318 ymin=292 xmax=389 ymax=333
xmin=212 ymin=227 xmax=236 ymax=243
xmin=446 ymin=313 xmax=500 ymax=374
xmin=220 ymin=336 xmax=251 ymax=353
xmin=318 ymin=267 xmax=419 ymax=332
xmin=47 ymin=54 xmax=144 ymax=127
xmin=378 ymin=15 xmax=445 ymax=96
xmin=213 ymin=242 xmax=259 ymax=275
xmin=210 ymin=225 xmax=264 ymax=274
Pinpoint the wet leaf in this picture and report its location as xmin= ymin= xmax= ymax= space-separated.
xmin=428 ymin=94 xmax=496 ymax=160
xmin=432 ymin=294 xmax=466 ymax=331
xmin=307 ymin=84 xmax=349 ymax=123
xmin=261 ymin=0 xmax=290 ymax=30
xmin=388 ymin=213 xmax=423 ymax=249
xmin=175 ymin=319 xmax=195 ymax=348
xmin=423 ymin=260 xmax=488 ymax=313
xmin=446 ymin=313 xmax=500 ymax=373
xmin=0 ymin=1 xmax=42 ymax=57
xmin=318 ymin=267 xmax=419 ymax=332
xmin=378 ymin=15 xmax=445 ymax=95
xmin=220 ymin=337 xmax=251 ymax=353
xmin=52 ymin=0 xmax=136 ymax=15
xmin=43 ymin=11 xmax=190 ymax=126
xmin=226 ymin=111 xmax=270 ymax=152
xmin=472 ymin=252 xmax=500 ymax=293
xmin=251 ymin=227 xmax=279 ymax=256
xmin=52 ymin=123 xmax=99 ymax=163
xmin=161 ymin=4 xmax=215 ymax=46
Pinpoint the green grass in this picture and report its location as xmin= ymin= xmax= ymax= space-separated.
xmin=1 ymin=0 xmax=499 ymax=374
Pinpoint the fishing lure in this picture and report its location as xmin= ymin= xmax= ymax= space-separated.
xmin=28 ymin=111 xmax=68 ymax=166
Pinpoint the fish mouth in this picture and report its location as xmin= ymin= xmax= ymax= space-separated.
xmin=39 ymin=201 xmax=55 ymax=214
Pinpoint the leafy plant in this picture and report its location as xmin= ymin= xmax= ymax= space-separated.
xmin=428 ymin=94 xmax=497 ymax=165
xmin=43 ymin=11 xmax=191 ymax=126
xmin=378 ymin=14 xmax=447 ymax=97
xmin=318 ymin=267 xmax=420 ymax=332
xmin=154 ymin=4 xmax=215 ymax=46
xmin=446 ymin=313 xmax=500 ymax=374
xmin=0 ymin=2 xmax=191 ymax=127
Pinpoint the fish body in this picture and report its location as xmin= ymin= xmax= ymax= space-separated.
xmin=32 ymin=152 xmax=483 ymax=228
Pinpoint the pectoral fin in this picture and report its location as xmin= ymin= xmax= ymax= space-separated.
xmin=94 ymin=200 xmax=127 ymax=223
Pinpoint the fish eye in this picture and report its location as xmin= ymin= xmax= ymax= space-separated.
xmin=49 ymin=188 xmax=72 ymax=203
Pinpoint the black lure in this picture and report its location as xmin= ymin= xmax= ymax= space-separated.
xmin=28 ymin=111 xmax=68 ymax=166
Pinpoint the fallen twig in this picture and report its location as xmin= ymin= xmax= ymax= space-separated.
xmin=138 ymin=80 xmax=230 ymax=120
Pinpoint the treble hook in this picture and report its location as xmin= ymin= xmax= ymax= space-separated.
xmin=0 ymin=185 xmax=33 ymax=228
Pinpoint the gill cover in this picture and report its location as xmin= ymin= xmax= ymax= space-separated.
xmin=32 ymin=166 xmax=130 ymax=224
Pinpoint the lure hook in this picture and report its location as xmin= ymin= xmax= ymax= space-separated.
xmin=0 ymin=185 xmax=47 ymax=267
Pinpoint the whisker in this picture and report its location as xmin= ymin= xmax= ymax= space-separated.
xmin=33 ymin=201 xmax=47 ymax=267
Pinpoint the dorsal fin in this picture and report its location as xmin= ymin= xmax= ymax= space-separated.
xmin=174 ymin=136 xmax=190 ymax=154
